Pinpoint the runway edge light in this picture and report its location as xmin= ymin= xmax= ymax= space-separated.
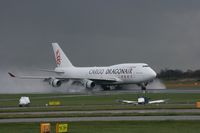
xmin=40 ymin=123 xmax=51 ymax=133
xmin=56 ymin=123 xmax=68 ymax=133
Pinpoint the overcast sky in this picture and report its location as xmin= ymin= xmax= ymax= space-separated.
xmin=1 ymin=0 xmax=200 ymax=72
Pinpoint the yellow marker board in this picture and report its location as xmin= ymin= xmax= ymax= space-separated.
xmin=56 ymin=123 xmax=68 ymax=133
xmin=40 ymin=123 xmax=51 ymax=133
xmin=49 ymin=101 xmax=61 ymax=106
xmin=196 ymin=102 xmax=200 ymax=108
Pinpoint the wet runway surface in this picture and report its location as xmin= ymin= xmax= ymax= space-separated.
xmin=1 ymin=115 xmax=200 ymax=123
xmin=0 ymin=109 xmax=200 ymax=115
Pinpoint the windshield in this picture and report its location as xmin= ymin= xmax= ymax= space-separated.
xmin=142 ymin=65 xmax=149 ymax=67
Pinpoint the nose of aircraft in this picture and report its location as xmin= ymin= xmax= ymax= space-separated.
xmin=150 ymin=68 xmax=157 ymax=79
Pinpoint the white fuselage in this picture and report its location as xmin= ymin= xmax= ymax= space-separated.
xmin=55 ymin=63 xmax=156 ymax=85
xmin=8 ymin=43 xmax=157 ymax=90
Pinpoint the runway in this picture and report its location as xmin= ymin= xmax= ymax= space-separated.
xmin=1 ymin=115 xmax=200 ymax=123
xmin=0 ymin=109 xmax=200 ymax=115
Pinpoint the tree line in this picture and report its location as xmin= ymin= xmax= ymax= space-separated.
xmin=157 ymin=69 xmax=200 ymax=80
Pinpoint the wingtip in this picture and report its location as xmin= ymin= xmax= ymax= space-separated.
xmin=8 ymin=72 xmax=16 ymax=77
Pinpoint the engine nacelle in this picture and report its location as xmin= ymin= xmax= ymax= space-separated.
xmin=83 ymin=80 xmax=95 ymax=89
xmin=49 ymin=78 xmax=62 ymax=87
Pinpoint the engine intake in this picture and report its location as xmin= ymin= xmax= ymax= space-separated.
xmin=83 ymin=80 xmax=95 ymax=89
xmin=49 ymin=78 xmax=62 ymax=87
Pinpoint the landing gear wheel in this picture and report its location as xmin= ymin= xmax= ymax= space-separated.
xmin=141 ymin=86 xmax=146 ymax=91
xmin=102 ymin=85 xmax=111 ymax=91
xmin=140 ymin=83 xmax=148 ymax=93
xmin=141 ymin=86 xmax=147 ymax=93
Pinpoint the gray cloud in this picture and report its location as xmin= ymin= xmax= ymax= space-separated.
xmin=0 ymin=0 xmax=200 ymax=92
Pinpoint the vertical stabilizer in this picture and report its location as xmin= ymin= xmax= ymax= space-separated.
xmin=52 ymin=43 xmax=74 ymax=68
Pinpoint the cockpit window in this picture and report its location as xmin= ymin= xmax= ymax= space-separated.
xmin=142 ymin=65 xmax=149 ymax=67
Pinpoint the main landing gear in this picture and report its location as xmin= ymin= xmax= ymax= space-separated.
xmin=101 ymin=85 xmax=120 ymax=91
xmin=139 ymin=83 xmax=148 ymax=93
xmin=102 ymin=85 xmax=111 ymax=91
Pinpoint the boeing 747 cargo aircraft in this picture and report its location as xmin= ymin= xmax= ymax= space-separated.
xmin=9 ymin=43 xmax=157 ymax=91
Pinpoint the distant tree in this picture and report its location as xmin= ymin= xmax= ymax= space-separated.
xmin=158 ymin=69 xmax=183 ymax=79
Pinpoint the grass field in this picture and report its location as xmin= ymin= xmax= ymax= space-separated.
xmin=0 ymin=93 xmax=200 ymax=107
xmin=0 ymin=92 xmax=199 ymax=119
xmin=163 ymin=80 xmax=200 ymax=89
xmin=0 ymin=121 xmax=200 ymax=133
xmin=0 ymin=92 xmax=198 ymax=120
xmin=0 ymin=93 xmax=199 ymax=113
xmin=0 ymin=93 xmax=200 ymax=132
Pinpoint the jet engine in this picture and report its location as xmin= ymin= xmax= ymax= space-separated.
xmin=49 ymin=78 xmax=62 ymax=87
xmin=83 ymin=80 xmax=95 ymax=89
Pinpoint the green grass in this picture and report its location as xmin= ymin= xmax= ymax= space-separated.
xmin=0 ymin=93 xmax=200 ymax=132
xmin=0 ymin=93 xmax=198 ymax=119
xmin=162 ymin=80 xmax=200 ymax=89
xmin=0 ymin=93 xmax=199 ymax=106
xmin=0 ymin=121 xmax=200 ymax=133
xmin=0 ymin=93 xmax=199 ymax=112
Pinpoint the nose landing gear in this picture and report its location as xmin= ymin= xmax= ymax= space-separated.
xmin=139 ymin=82 xmax=148 ymax=93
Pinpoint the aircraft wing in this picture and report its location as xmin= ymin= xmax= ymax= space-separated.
xmin=148 ymin=99 xmax=166 ymax=104
xmin=8 ymin=72 xmax=118 ymax=83
xmin=8 ymin=72 xmax=71 ymax=83
xmin=8 ymin=72 xmax=51 ymax=79
xmin=117 ymin=100 xmax=138 ymax=104
xmin=36 ymin=69 xmax=65 ymax=74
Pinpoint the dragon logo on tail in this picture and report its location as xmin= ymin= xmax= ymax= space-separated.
xmin=56 ymin=49 xmax=61 ymax=65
